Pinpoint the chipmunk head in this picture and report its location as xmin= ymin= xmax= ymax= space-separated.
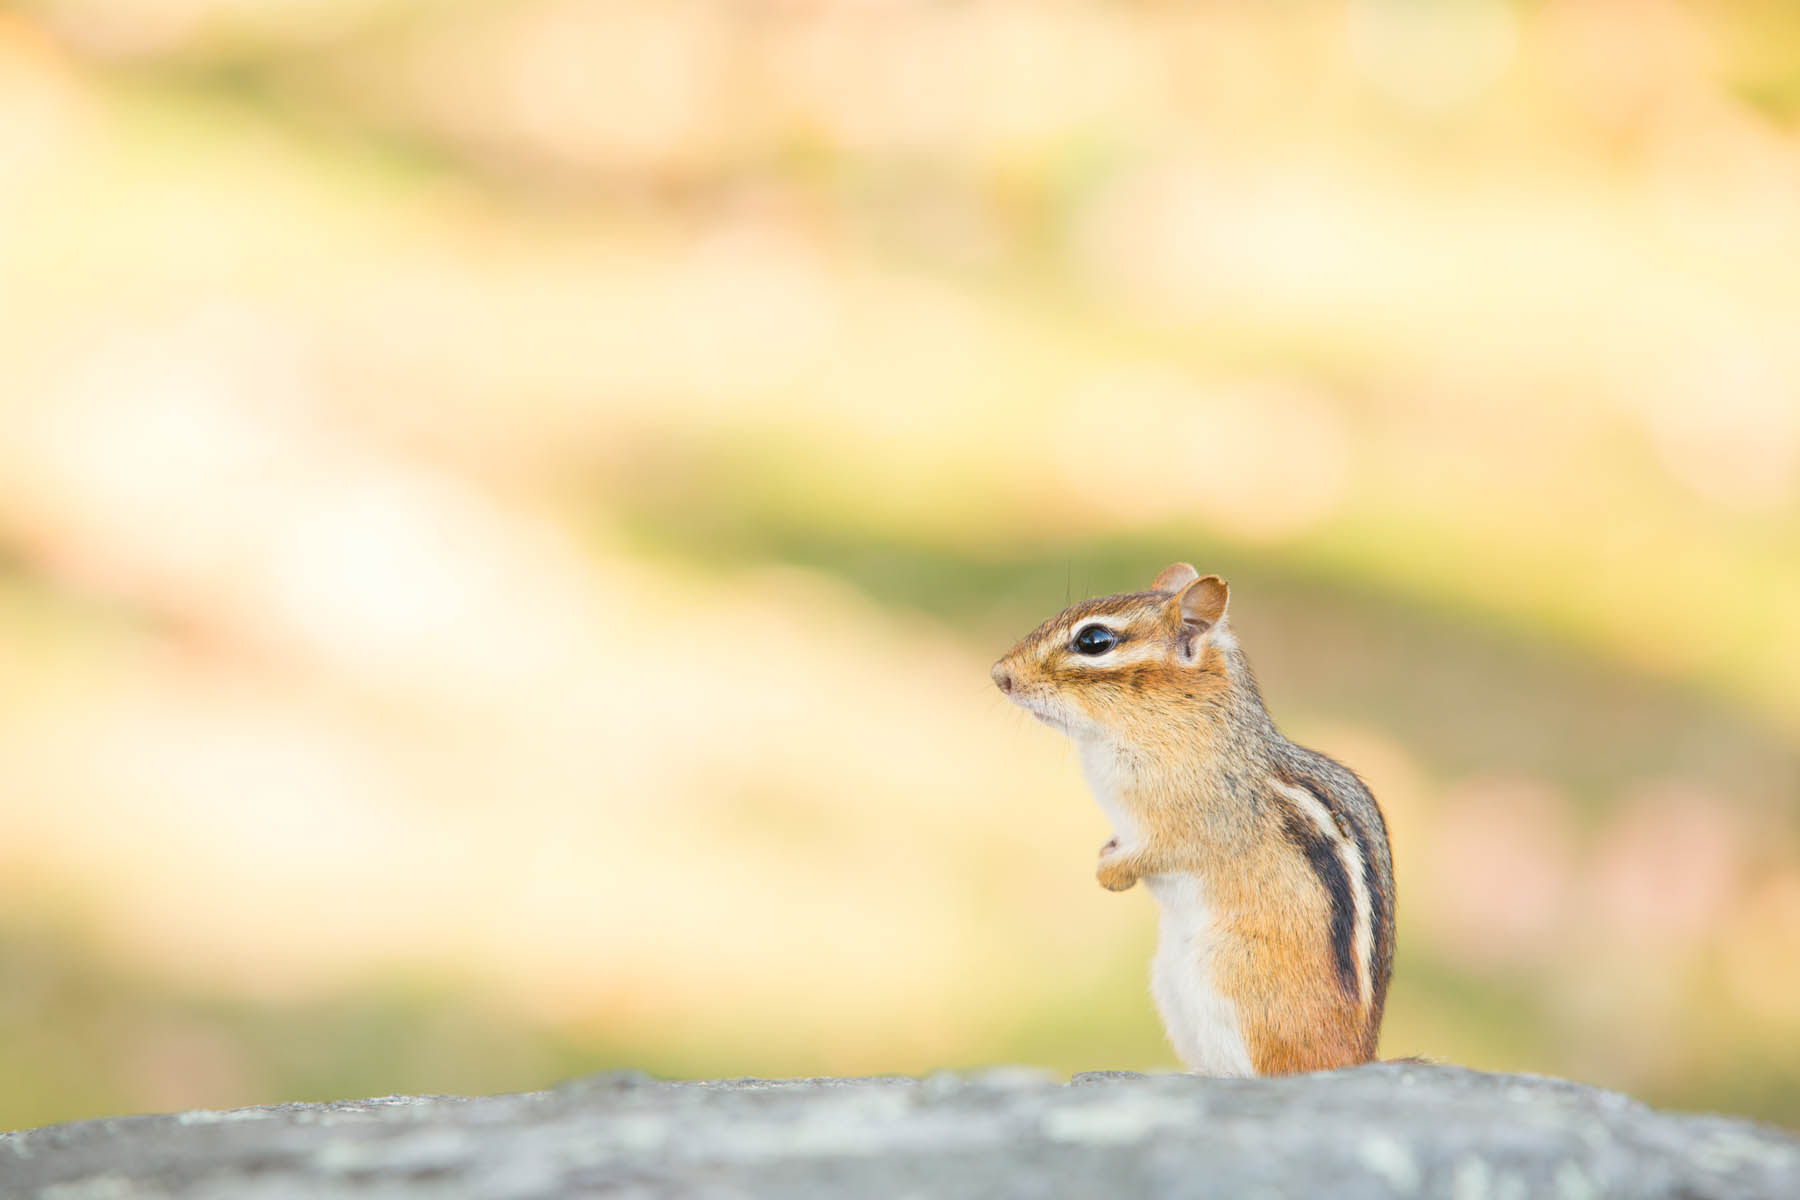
xmin=991 ymin=563 xmax=1235 ymax=744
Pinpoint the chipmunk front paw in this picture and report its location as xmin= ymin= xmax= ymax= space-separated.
xmin=1095 ymin=840 xmax=1140 ymax=892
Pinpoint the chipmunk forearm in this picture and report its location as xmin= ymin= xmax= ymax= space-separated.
xmin=1095 ymin=839 xmax=1163 ymax=891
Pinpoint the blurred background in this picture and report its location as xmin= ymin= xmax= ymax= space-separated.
xmin=1 ymin=0 xmax=1798 ymax=1134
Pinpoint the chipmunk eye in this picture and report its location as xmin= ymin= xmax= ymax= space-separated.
xmin=1072 ymin=624 xmax=1120 ymax=656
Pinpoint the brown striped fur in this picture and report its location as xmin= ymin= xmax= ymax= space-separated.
xmin=992 ymin=565 xmax=1396 ymax=1075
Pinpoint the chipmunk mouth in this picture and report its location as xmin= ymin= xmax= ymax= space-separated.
xmin=1007 ymin=689 xmax=1074 ymax=734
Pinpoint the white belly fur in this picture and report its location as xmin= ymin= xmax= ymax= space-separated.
xmin=1076 ymin=738 xmax=1253 ymax=1076
xmin=1143 ymin=874 xmax=1255 ymax=1077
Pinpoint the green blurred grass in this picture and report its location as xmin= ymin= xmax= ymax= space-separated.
xmin=599 ymin=465 xmax=1799 ymax=812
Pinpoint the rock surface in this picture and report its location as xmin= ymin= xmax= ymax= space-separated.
xmin=3 ymin=1064 xmax=1797 ymax=1199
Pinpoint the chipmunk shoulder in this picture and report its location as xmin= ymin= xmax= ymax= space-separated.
xmin=991 ymin=563 xmax=1396 ymax=1076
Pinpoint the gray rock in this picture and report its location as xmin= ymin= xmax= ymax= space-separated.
xmin=2 ymin=1064 xmax=1795 ymax=1199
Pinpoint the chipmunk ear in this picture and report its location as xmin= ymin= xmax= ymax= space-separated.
xmin=1151 ymin=562 xmax=1200 ymax=593
xmin=1176 ymin=575 xmax=1229 ymax=633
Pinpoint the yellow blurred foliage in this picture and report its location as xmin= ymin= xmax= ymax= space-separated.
xmin=0 ymin=0 xmax=1797 ymax=1131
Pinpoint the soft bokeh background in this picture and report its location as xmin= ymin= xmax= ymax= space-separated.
xmin=2 ymin=0 xmax=1798 ymax=1133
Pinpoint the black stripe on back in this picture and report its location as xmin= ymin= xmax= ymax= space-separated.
xmin=1276 ymin=799 xmax=1360 ymax=1005
xmin=1294 ymin=771 xmax=1395 ymax=1014
xmin=1287 ymin=772 xmax=1394 ymax=1019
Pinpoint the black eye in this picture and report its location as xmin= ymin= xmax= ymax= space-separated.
xmin=1072 ymin=624 xmax=1120 ymax=655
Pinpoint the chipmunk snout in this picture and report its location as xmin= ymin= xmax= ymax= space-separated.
xmin=991 ymin=662 xmax=1015 ymax=695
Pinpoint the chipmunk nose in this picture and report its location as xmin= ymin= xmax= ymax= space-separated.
xmin=991 ymin=663 xmax=1014 ymax=694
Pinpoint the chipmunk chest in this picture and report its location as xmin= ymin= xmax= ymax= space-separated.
xmin=1076 ymin=739 xmax=1143 ymax=844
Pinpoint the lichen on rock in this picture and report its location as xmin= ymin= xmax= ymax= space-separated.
xmin=3 ymin=1064 xmax=1796 ymax=1199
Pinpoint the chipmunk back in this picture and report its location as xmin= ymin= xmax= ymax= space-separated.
xmin=991 ymin=563 xmax=1395 ymax=1075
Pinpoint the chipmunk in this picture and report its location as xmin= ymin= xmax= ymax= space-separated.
xmin=991 ymin=564 xmax=1395 ymax=1076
